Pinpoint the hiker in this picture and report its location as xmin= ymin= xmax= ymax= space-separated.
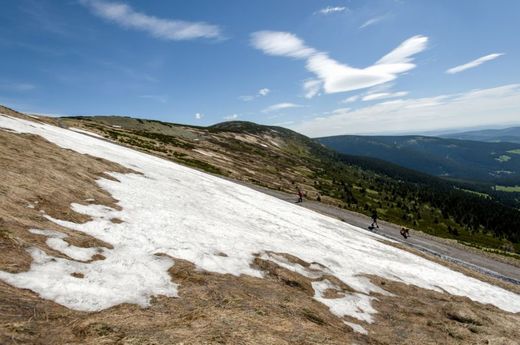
xmin=371 ymin=210 xmax=379 ymax=228
xmin=297 ymin=188 xmax=304 ymax=203
xmin=400 ymin=227 xmax=410 ymax=239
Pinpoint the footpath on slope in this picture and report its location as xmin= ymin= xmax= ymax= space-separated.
xmin=234 ymin=181 xmax=520 ymax=286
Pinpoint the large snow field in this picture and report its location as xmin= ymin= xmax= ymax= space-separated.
xmin=1 ymin=114 xmax=519 ymax=320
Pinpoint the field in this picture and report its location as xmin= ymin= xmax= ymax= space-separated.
xmin=495 ymin=185 xmax=520 ymax=192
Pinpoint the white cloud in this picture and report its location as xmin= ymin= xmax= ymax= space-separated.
xmin=446 ymin=53 xmax=504 ymax=74
xmin=223 ymin=114 xmax=238 ymax=120
xmin=250 ymin=31 xmax=316 ymax=59
xmin=258 ymin=88 xmax=270 ymax=96
xmin=263 ymin=102 xmax=302 ymax=113
xmin=359 ymin=15 xmax=386 ymax=29
xmin=362 ymin=91 xmax=408 ymax=101
xmin=195 ymin=113 xmax=203 ymax=120
xmin=376 ymin=36 xmax=428 ymax=66
xmin=341 ymin=95 xmax=360 ymax=103
xmin=239 ymin=88 xmax=271 ymax=101
xmin=316 ymin=6 xmax=347 ymax=15
xmin=290 ymin=84 xmax=520 ymax=137
xmin=303 ymin=79 xmax=322 ymax=99
xmin=80 ymin=0 xmax=221 ymax=41
xmin=251 ymin=31 xmax=427 ymax=95
xmin=239 ymin=95 xmax=255 ymax=101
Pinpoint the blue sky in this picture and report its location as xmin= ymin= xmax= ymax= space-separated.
xmin=1 ymin=0 xmax=519 ymax=136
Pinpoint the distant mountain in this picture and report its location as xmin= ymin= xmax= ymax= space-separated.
xmin=442 ymin=126 xmax=520 ymax=144
xmin=316 ymin=135 xmax=520 ymax=184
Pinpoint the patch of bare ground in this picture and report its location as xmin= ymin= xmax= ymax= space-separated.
xmin=0 ymin=129 xmax=131 ymax=273
xmin=1 ymin=128 xmax=519 ymax=344
xmin=368 ymin=276 xmax=520 ymax=345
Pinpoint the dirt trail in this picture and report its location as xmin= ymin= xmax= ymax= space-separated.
xmin=237 ymin=182 xmax=520 ymax=286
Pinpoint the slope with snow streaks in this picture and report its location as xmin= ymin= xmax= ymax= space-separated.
xmin=0 ymin=114 xmax=519 ymax=320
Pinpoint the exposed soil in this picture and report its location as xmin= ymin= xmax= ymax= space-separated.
xmin=0 ymin=126 xmax=519 ymax=345
xmin=0 ymin=129 xmax=131 ymax=273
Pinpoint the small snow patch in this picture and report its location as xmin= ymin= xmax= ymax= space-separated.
xmin=69 ymin=127 xmax=104 ymax=139
xmin=344 ymin=321 xmax=368 ymax=335
xmin=30 ymin=229 xmax=99 ymax=262
xmin=313 ymin=279 xmax=377 ymax=323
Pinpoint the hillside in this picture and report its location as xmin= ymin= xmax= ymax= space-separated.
xmin=1 ymin=110 xmax=520 ymax=344
xmin=443 ymin=126 xmax=520 ymax=144
xmin=316 ymin=135 xmax=520 ymax=185
xmin=35 ymin=112 xmax=519 ymax=256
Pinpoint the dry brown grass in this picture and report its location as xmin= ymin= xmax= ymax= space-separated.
xmin=1 ymin=126 xmax=519 ymax=345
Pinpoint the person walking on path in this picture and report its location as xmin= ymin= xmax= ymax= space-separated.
xmin=400 ymin=227 xmax=410 ymax=239
xmin=297 ymin=188 xmax=304 ymax=203
xmin=371 ymin=210 xmax=379 ymax=228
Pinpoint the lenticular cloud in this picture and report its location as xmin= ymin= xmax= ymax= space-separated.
xmin=251 ymin=31 xmax=428 ymax=96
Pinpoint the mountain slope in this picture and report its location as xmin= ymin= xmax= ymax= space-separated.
xmin=1 ymin=112 xmax=520 ymax=344
xmin=443 ymin=126 xmax=520 ymax=144
xmin=38 ymin=114 xmax=520 ymax=255
xmin=316 ymin=134 xmax=520 ymax=184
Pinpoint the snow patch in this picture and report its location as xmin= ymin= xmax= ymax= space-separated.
xmin=313 ymin=279 xmax=377 ymax=323
xmin=30 ymin=229 xmax=99 ymax=262
xmin=1 ymin=114 xmax=520 ymax=318
xmin=344 ymin=321 xmax=368 ymax=335
xmin=69 ymin=127 xmax=104 ymax=139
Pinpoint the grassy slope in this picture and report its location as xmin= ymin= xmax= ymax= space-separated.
xmin=53 ymin=115 xmax=520 ymax=255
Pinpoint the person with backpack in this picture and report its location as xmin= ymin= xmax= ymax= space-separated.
xmin=400 ymin=227 xmax=410 ymax=239
xmin=296 ymin=188 xmax=304 ymax=203
xmin=371 ymin=210 xmax=379 ymax=228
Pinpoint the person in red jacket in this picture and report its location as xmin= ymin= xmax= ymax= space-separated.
xmin=297 ymin=188 xmax=304 ymax=203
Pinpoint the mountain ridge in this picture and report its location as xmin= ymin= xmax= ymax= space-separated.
xmin=441 ymin=126 xmax=520 ymax=144
xmin=316 ymin=134 xmax=520 ymax=185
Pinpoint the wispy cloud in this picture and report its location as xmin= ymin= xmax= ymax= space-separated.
xmin=303 ymin=79 xmax=322 ymax=99
xmin=223 ymin=114 xmax=238 ymax=120
xmin=139 ymin=94 xmax=167 ymax=103
xmin=362 ymin=91 xmax=408 ymax=101
xmin=251 ymin=31 xmax=316 ymax=59
xmin=252 ymin=31 xmax=427 ymax=95
xmin=21 ymin=0 xmax=73 ymax=37
xmin=291 ymin=84 xmax=520 ymax=137
xmin=316 ymin=6 xmax=348 ymax=15
xmin=239 ymin=88 xmax=271 ymax=101
xmin=0 ymin=82 xmax=36 ymax=92
xmin=195 ymin=112 xmax=203 ymax=120
xmin=80 ymin=0 xmax=222 ymax=41
xmin=359 ymin=15 xmax=386 ymax=29
xmin=263 ymin=102 xmax=302 ymax=113
xmin=446 ymin=53 xmax=504 ymax=74
xmin=341 ymin=95 xmax=360 ymax=103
